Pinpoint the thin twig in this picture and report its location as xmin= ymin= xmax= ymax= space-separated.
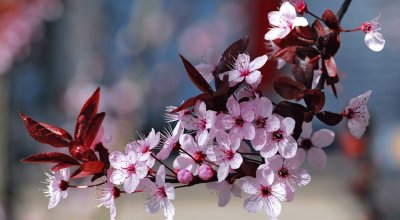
xmin=337 ymin=0 xmax=352 ymax=23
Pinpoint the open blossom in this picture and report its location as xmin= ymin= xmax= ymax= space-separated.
xmin=43 ymin=168 xmax=70 ymax=209
xmin=361 ymin=16 xmax=385 ymax=52
xmin=342 ymin=90 xmax=372 ymax=139
xmin=191 ymin=101 xmax=216 ymax=146
xmin=97 ymin=170 xmax=120 ymax=220
xmin=207 ymin=133 xmax=243 ymax=182
xmin=157 ymin=122 xmax=184 ymax=160
xmin=126 ymin=128 xmax=160 ymax=162
xmin=241 ymin=167 xmax=287 ymax=218
xmin=222 ymin=95 xmax=255 ymax=142
xmin=261 ymin=116 xmax=298 ymax=159
xmin=224 ymin=54 xmax=268 ymax=88
xmin=298 ymin=123 xmax=335 ymax=169
xmin=173 ymin=134 xmax=207 ymax=175
xmin=251 ymin=95 xmax=278 ymax=150
xmin=141 ymin=166 xmax=175 ymax=220
xmin=268 ymin=155 xmax=311 ymax=192
xmin=109 ymin=149 xmax=148 ymax=193
xmin=195 ymin=48 xmax=220 ymax=83
xmin=265 ymin=2 xmax=308 ymax=40
xmin=207 ymin=180 xmax=241 ymax=207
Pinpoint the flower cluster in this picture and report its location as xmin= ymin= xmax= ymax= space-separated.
xmin=20 ymin=1 xmax=381 ymax=220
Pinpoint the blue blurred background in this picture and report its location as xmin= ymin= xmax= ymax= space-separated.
xmin=0 ymin=0 xmax=399 ymax=219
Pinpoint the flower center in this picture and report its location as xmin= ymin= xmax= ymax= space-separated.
xmin=235 ymin=117 xmax=245 ymax=127
xmin=272 ymin=130 xmax=283 ymax=141
xmin=240 ymin=69 xmax=250 ymax=77
xmin=261 ymin=186 xmax=272 ymax=197
xmin=126 ymin=164 xmax=136 ymax=174
xmin=361 ymin=22 xmax=373 ymax=33
xmin=157 ymin=186 xmax=167 ymax=198
xmin=194 ymin=151 xmax=206 ymax=163
xmin=300 ymin=139 xmax=312 ymax=150
xmin=278 ymin=167 xmax=290 ymax=178
xmin=225 ymin=149 xmax=235 ymax=160
xmin=255 ymin=116 xmax=266 ymax=128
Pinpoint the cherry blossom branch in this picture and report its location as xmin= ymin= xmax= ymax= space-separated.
xmin=151 ymin=153 xmax=176 ymax=176
xmin=68 ymin=180 xmax=107 ymax=189
xmin=337 ymin=0 xmax=353 ymax=23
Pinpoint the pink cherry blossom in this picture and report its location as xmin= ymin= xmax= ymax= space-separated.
xmin=261 ymin=116 xmax=298 ymax=159
xmin=190 ymin=101 xmax=216 ymax=146
xmin=224 ymin=54 xmax=268 ymax=88
xmin=173 ymin=134 xmax=207 ymax=175
xmin=109 ymin=149 xmax=148 ymax=193
xmin=265 ymin=2 xmax=308 ymax=41
xmin=342 ymin=90 xmax=372 ymax=139
xmin=141 ymin=166 xmax=175 ymax=220
xmin=241 ymin=168 xmax=287 ymax=218
xmin=222 ymin=95 xmax=255 ymax=141
xmin=198 ymin=164 xmax=215 ymax=181
xmin=251 ymin=95 xmax=278 ymax=150
xmin=177 ymin=169 xmax=193 ymax=184
xmin=157 ymin=122 xmax=184 ymax=160
xmin=164 ymin=106 xmax=195 ymax=130
xmin=195 ymin=48 xmax=220 ymax=83
xmin=207 ymin=133 xmax=243 ymax=182
xmin=361 ymin=16 xmax=385 ymax=52
xmin=126 ymin=128 xmax=160 ymax=162
xmin=297 ymin=122 xmax=335 ymax=169
xmin=43 ymin=168 xmax=70 ymax=209
xmin=268 ymin=155 xmax=311 ymax=192
xmin=207 ymin=180 xmax=241 ymax=207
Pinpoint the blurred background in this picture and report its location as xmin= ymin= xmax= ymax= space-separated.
xmin=0 ymin=0 xmax=399 ymax=219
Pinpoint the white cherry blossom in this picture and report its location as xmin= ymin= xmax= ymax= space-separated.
xmin=43 ymin=168 xmax=70 ymax=209
xmin=224 ymin=54 xmax=268 ymax=88
xmin=361 ymin=16 xmax=385 ymax=52
xmin=265 ymin=2 xmax=308 ymax=41
xmin=343 ymin=90 xmax=372 ymax=139
xmin=109 ymin=149 xmax=148 ymax=193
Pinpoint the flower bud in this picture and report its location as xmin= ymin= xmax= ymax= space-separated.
xmin=198 ymin=164 xmax=214 ymax=181
xmin=177 ymin=169 xmax=193 ymax=184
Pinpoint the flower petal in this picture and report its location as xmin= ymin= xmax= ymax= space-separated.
xmin=123 ymin=174 xmax=139 ymax=193
xmin=365 ymin=31 xmax=385 ymax=52
xmin=265 ymin=28 xmax=290 ymax=41
xmin=292 ymin=17 xmax=308 ymax=27
xmin=249 ymin=55 xmax=268 ymax=71
xmin=217 ymin=162 xmax=230 ymax=182
xmin=109 ymin=151 xmax=129 ymax=169
xmin=308 ymin=147 xmax=327 ymax=169
xmin=311 ymin=129 xmax=335 ymax=148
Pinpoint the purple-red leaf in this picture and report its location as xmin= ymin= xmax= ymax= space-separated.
xmin=71 ymin=161 xmax=104 ymax=178
xmin=180 ymin=55 xmax=214 ymax=95
xmin=74 ymin=87 xmax=100 ymax=141
xmin=52 ymin=163 xmax=78 ymax=172
xmin=21 ymin=152 xmax=80 ymax=165
xmin=94 ymin=142 xmax=110 ymax=170
xmin=304 ymin=90 xmax=325 ymax=113
xmin=39 ymin=122 xmax=73 ymax=141
xmin=274 ymin=76 xmax=307 ymax=100
xmin=85 ymin=112 xmax=105 ymax=148
xmin=322 ymin=10 xmax=340 ymax=30
xmin=273 ymin=101 xmax=307 ymax=140
xmin=171 ymin=93 xmax=209 ymax=113
xmin=20 ymin=113 xmax=70 ymax=148
xmin=217 ymin=36 xmax=249 ymax=74
xmin=316 ymin=111 xmax=343 ymax=126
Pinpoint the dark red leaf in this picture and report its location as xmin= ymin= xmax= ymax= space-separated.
xmin=71 ymin=161 xmax=104 ymax=178
xmin=94 ymin=142 xmax=110 ymax=170
xmin=273 ymin=46 xmax=298 ymax=64
xmin=85 ymin=112 xmax=105 ymax=148
xmin=180 ymin=55 xmax=214 ymax=95
xmin=171 ymin=93 xmax=209 ymax=113
xmin=318 ymin=32 xmax=340 ymax=58
xmin=20 ymin=113 xmax=70 ymax=148
xmin=69 ymin=141 xmax=99 ymax=162
xmin=312 ymin=20 xmax=326 ymax=41
xmin=39 ymin=122 xmax=73 ymax=141
xmin=91 ymin=173 xmax=106 ymax=182
xmin=273 ymin=101 xmax=307 ymax=140
xmin=217 ymin=36 xmax=249 ymax=74
xmin=274 ymin=76 xmax=307 ymax=100
xmin=304 ymin=90 xmax=325 ymax=113
xmin=322 ymin=10 xmax=340 ymax=30
xmin=21 ymin=152 xmax=80 ymax=165
xmin=316 ymin=111 xmax=343 ymax=126
xmin=74 ymin=87 xmax=100 ymax=141
xmin=274 ymin=29 xmax=314 ymax=48
xmin=52 ymin=163 xmax=79 ymax=172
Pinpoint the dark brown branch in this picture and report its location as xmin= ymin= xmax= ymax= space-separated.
xmin=337 ymin=0 xmax=352 ymax=23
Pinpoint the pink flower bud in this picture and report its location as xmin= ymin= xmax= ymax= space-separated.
xmin=177 ymin=169 xmax=193 ymax=184
xmin=198 ymin=164 xmax=214 ymax=181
